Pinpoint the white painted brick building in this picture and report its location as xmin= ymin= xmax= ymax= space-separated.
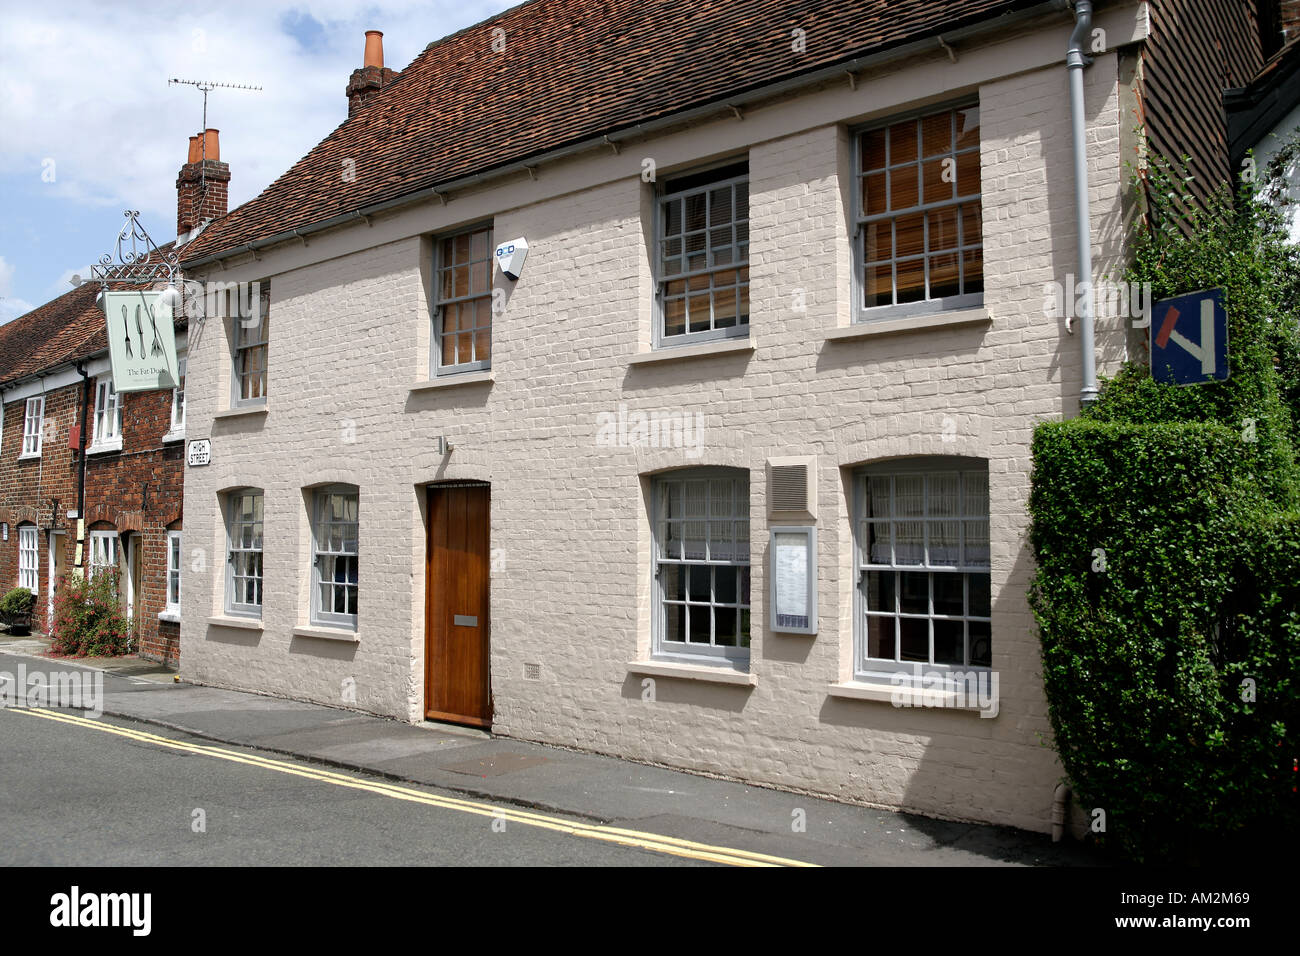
xmin=175 ymin=0 xmax=1240 ymax=832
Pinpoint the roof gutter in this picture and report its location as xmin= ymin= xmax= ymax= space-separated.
xmin=182 ymin=0 xmax=1072 ymax=272
xmin=1066 ymin=0 xmax=1099 ymax=409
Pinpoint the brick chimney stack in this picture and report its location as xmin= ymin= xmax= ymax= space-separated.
xmin=347 ymin=30 xmax=398 ymax=116
xmin=176 ymin=128 xmax=230 ymax=239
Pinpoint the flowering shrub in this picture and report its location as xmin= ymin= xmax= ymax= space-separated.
xmin=49 ymin=570 xmax=133 ymax=657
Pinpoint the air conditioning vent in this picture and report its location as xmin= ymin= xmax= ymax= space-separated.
xmin=770 ymin=466 xmax=807 ymax=512
xmin=766 ymin=456 xmax=817 ymax=519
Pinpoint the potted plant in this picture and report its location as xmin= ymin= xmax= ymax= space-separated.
xmin=0 ymin=587 xmax=36 ymax=635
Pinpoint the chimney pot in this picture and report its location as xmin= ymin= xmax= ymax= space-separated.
xmin=187 ymin=135 xmax=201 ymax=164
xmin=364 ymin=30 xmax=384 ymax=69
xmin=202 ymin=128 xmax=220 ymax=162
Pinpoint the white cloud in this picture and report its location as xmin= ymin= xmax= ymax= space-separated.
xmin=52 ymin=264 xmax=96 ymax=296
xmin=0 ymin=1 xmax=508 ymax=224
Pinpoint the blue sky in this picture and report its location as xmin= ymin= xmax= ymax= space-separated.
xmin=0 ymin=0 xmax=515 ymax=323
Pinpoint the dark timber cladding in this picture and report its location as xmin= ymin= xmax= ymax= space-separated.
xmin=1140 ymin=0 xmax=1265 ymax=207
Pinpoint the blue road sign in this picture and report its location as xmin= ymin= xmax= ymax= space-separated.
xmin=1150 ymin=289 xmax=1228 ymax=385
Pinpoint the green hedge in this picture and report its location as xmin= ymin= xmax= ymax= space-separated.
xmin=1028 ymin=139 xmax=1299 ymax=860
xmin=1030 ymin=421 xmax=1297 ymax=859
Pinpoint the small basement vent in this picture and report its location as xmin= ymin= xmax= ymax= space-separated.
xmin=766 ymin=456 xmax=817 ymax=519
xmin=523 ymin=662 xmax=542 ymax=681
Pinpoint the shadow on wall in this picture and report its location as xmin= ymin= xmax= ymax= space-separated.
xmin=813 ymin=523 xmax=1074 ymax=860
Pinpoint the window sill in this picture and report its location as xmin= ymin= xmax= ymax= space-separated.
xmin=214 ymin=405 xmax=268 ymax=421
xmin=410 ymin=370 xmax=495 ymax=392
xmin=17 ymin=451 xmax=42 ymax=461
xmin=158 ymin=609 xmax=181 ymax=623
xmin=162 ymin=429 xmax=186 ymax=444
xmin=86 ymin=439 xmax=123 ymax=456
xmin=626 ymin=659 xmax=756 ymax=687
xmin=828 ymin=679 xmax=996 ymax=716
xmin=629 ymin=337 xmax=755 ymax=366
xmin=292 ymin=624 xmax=360 ymax=643
xmin=206 ymin=615 xmax=263 ymax=631
xmin=828 ymin=307 xmax=991 ymax=341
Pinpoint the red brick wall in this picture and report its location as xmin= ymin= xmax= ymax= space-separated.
xmin=0 ymin=383 xmax=83 ymax=635
xmin=84 ymin=381 xmax=184 ymax=665
xmin=176 ymin=160 xmax=231 ymax=236
xmin=1 ymin=372 xmax=184 ymax=666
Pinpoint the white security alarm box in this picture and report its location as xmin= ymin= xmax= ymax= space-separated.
xmin=494 ymin=236 xmax=529 ymax=279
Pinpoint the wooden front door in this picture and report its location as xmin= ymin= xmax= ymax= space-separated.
xmin=425 ymin=484 xmax=492 ymax=727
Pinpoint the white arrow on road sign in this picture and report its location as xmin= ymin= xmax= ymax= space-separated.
xmin=1158 ymin=298 xmax=1216 ymax=376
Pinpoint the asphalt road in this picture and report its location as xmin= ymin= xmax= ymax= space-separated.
xmin=0 ymin=706 xmax=716 ymax=867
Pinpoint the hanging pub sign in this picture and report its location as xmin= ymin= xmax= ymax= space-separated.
xmin=101 ymin=288 xmax=180 ymax=392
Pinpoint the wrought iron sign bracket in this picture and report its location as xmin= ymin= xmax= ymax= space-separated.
xmin=90 ymin=210 xmax=179 ymax=287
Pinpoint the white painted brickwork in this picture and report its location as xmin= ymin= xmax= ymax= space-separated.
xmin=183 ymin=21 xmax=1140 ymax=833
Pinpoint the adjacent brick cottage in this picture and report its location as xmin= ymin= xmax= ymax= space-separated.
xmin=177 ymin=0 xmax=1282 ymax=831
xmin=0 ymin=133 xmax=231 ymax=664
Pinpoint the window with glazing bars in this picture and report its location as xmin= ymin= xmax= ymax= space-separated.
xmin=234 ymin=286 xmax=269 ymax=403
xmin=657 ymin=161 xmax=749 ymax=345
xmin=654 ymin=471 xmax=751 ymax=662
xmin=89 ymin=530 xmax=118 ymax=582
xmin=22 ymin=397 xmax=44 ymax=456
xmin=171 ymin=357 xmax=186 ymax=430
xmin=433 ymin=224 xmax=494 ymax=372
xmin=166 ymin=530 xmax=182 ymax=612
xmin=857 ymin=463 xmax=991 ymax=672
xmin=227 ymin=490 xmax=263 ymax=615
xmin=311 ymin=487 xmax=358 ymax=628
xmin=93 ymin=379 xmax=120 ymax=444
xmin=18 ymin=525 xmax=38 ymax=592
xmin=856 ymin=104 xmax=983 ymax=317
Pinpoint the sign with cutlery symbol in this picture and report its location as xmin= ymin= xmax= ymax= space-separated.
xmin=101 ymin=288 xmax=181 ymax=392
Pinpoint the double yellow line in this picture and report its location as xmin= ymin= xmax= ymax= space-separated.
xmin=11 ymin=708 xmax=817 ymax=867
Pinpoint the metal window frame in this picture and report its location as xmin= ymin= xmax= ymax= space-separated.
xmin=653 ymin=160 xmax=751 ymax=349
xmin=850 ymin=99 xmax=984 ymax=324
xmin=22 ymin=396 xmax=43 ymax=456
xmin=651 ymin=468 xmax=751 ymax=666
xmin=309 ymin=485 xmax=358 ymax=629
xmin=852 ymin=458 xmax=991 ymax=680
xmin=17 ymin=524 xmax=39 ymax=592
xmin=230 ymin=286 xmax=269 ymax=408
xmin=431 ymin=220 xmax=495 ymax=377
xmin=225 ymin=489 xmax=264 ymax=618
xmin=165 ymin=529 xmax=182 ymax=612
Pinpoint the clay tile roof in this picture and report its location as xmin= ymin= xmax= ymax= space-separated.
xmin=183 ymin=0 xmax=1040 ymax=263
xmin=0 ymin=283 xmax=104 ymax=387
xmin=0 ymin=240 xmax=188 ymax=387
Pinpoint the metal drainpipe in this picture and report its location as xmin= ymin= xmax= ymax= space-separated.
xmin=75 ymin=363 xmax=89 ymax=530
xmin=1068 ymin=0 xmax=1099 ymax=409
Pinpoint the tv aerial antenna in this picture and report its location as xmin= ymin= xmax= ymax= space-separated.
xmin=168 ymin=77 xmax=262 ymax=172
